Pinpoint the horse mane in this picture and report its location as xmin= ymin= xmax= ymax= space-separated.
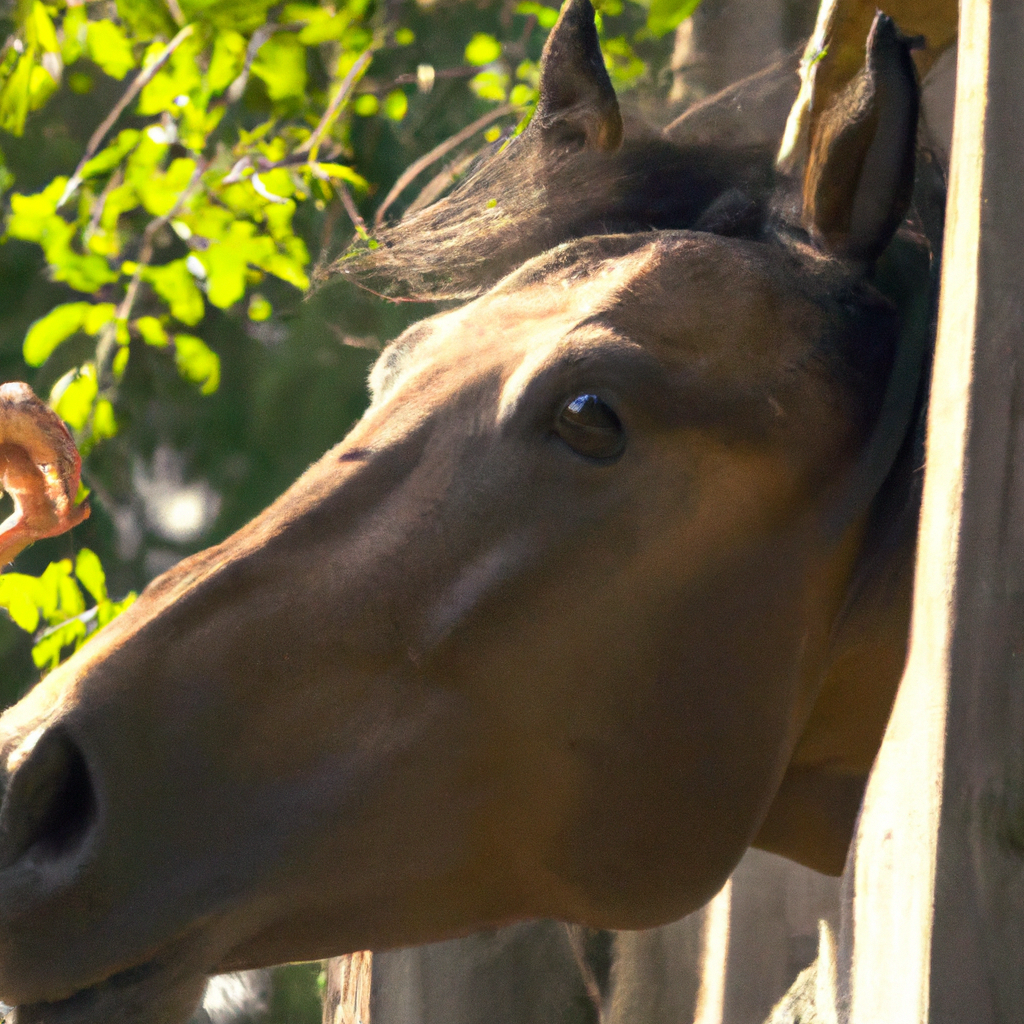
xmin=330 ymin=126 xmax=779 ymax=303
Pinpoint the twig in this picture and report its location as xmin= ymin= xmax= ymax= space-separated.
xmin=373 ymin=103 xmax=515 ymax=227
xmin=164 ymin=0 xmax=185 ymax=27
xmin=58 ymin=24 xmax=196 ymax=209
xmin=336 ymin=181 xmax=366 ymax=236
xmin=391 ymin=65 xmax=479 ymax=86
xmin=317 ymin=197 xmax=342 ymax=264
xmin=84 ymin=166 xmax=123 ymax=241
xmin=96 ymin=159 xmax=208 ymax=387
xmin=296 ymin=48 xmax=373 ymax=160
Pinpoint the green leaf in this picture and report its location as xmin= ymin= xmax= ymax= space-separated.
xmin=298 ymin=13 xmax=350 ymax=45
xmin=0 ymin=53 xmax=37 ymax=136
xmin=75 ymin=549 xmax=107 ymax=604
xmin=62 ymin=5 xmax=88 ymax=63
xmin=92 ymin=398 xmax=117 ymax=441
xmin=84 ymin=302 xmax=116 ymax=334
xmin=86 ymin=20 xmax=137 ymax=80
xmin=51 ymin=363 xmax=98 ymax=431
xmin=27 ymin=2 xmax=60 ymax=54
xmin=112 ymin=346 xmax=129 ymax=379
xmin=395 ymin=27 xmax=414 ymax=44
xmin=600 ymin=36 xmax=647 ymax=90
xmin=515 ymin=2 xmax=560 ymax=28
xmin=251 ymin=33 xmax=307 ymax=102
xmin=37 ymin=559 xmax=81 ymax=623
xmin=383 ymin=90 xmax=408 ymax=122
xmin=207 ymin=30 xmax=245 ymax=94
xmin=32 ymin=619 xmax=87 ymax=670
xmin=248 ymin=294 xmax=272 ymax=321
xmin=115 ymin=0 xmax=176 ymax=39
xmin=137 ymin=33 xmax=203 ymax=114
xmin=0 ymin=574 xmax=43 ymax=632
xmin=135 ymin=315 xmax=169 ymax=346
xmin=313 ymin=164 xmax=369 ymax=191
xmin=81 ymin=129 xmax=141 ymax=179
xmin=178 ymin=0 xmax=277 ymax=33
xmin=353 ymin=94 xmax=378 ymax=117
xmin=138 ymin=157 xmax=197 ymax=216
xmin=510 ymin=82 xmax=537 ymax=107
xmin=470 ymin=70 xmax=509 ymax=103
xmin=23 ymin=302 xmax=90 ymax=366
xmin=644 ymin=0 xmax=702 ymax=38
xmin=143 ymin=259 xmax=205 ymax=325
xmin=465 ymin=33 xmax=502 ymax=66
xmin=174 ymin=334 xmax=220 ymax=394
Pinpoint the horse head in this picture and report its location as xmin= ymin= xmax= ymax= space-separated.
xmin=0 ymin=5 xmax=925 ymax=1021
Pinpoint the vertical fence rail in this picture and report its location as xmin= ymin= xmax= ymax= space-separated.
xmin=847 ymin=0 xmax=1024 ymax=1020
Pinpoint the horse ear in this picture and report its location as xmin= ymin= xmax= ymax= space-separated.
xmin=532 ymin=0 xmax=623 ymax=152
xmin=800 ymin=12 xmax=919 ymax=263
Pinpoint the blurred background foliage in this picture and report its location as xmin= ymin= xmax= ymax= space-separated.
xmin=0 ymin=0 xmax=709 ymax=705
xmin=0 ymin=0 xmax=817 ymax=1017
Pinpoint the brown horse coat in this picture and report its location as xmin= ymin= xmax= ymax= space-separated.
xmin=0 ymin=5 xmax=928 ymax=1022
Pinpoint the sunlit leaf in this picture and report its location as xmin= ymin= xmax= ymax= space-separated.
xmin=383 ymin=90 xmax=408 ymax=121
xmin=112 ymin=346 xmax=129 ymax=380
xmin=601 ymin=36 xmax=647 ymax=90
xmin=115 ymin=0 xmax=176 ymax=39
xmin=75 ymin=549 xmax=107 ymax=604
xmin=644 ymin=0 xmax=702 ymax=38
xmin=470 ymin=70 xmax=509 ymax=102
xmin=0 ymin=575 xmax=43 ymax=632
xmin=62 ymin=5 xmax=88 ymax=63
xmin=51 ymin=363 xmax=98 ymax=431
xmin=178 ymin=0 xmax=277 ymax=33
xmin=92 ymin=398 xmax=118 ymax=441
xmin=135 ymin=316 xmax=169 ymax=346
xmin=465 ymin=33 xmax=501 ymax=66
xmin=86 ymin=20 xmax=137 ymax=80
xmin=514 ymin=2 xmax=559 ymax=28
xmin=23 ymin=302 xmax=90 ymax=365
xmin=32 ymin=619 xmax=87 ymax=670
xmin=138 ymin=157 xmax=197 ymax=216
xmin=248 ymin=294 xmax=272 ymax=321
xmin=251 ymin=33 xmax=306 ymax=102
xmin=174 ymin=333 xmax=220 ymax=394
xmin=81 ymin=129 xmax=141 ymax=179
xmin=207 ymin=30 xmax=245 ymax=94
xmin=353 ymin=94 xmax=378 ymax=117
xmin=143 ymin=259 xmax=205 ymax=325
xmin=313 ymin=164 xmax=369 ymax=191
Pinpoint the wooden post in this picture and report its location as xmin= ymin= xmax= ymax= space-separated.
xmin=846 ymin=0 xmax=1024 ymax=1020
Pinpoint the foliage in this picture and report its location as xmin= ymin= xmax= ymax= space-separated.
xmin=0 ymin=548 xmax=136 ymax=670
xmin=0 ymin=0 xmax=697 ymax=678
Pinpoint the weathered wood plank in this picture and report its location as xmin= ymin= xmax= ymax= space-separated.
xmin=926 ymin=0 xmax=1024 ymax=1017
xmin=845 ymin=0 xmax=1024 ymax=1020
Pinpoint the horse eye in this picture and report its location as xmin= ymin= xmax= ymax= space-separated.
xmin=555 ymin=394 xmax=625 ymax=460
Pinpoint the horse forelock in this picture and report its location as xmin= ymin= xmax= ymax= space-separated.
xmin=332 ymin=121 xmax=780 ymax=303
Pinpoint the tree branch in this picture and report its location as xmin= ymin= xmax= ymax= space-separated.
xmin=296 ymin=48 xmax=374 ymax=160
xmin=373 ymin=103 xmax=515 ymax=227
xmin=58 ymin=24 xmax=196 ymax=209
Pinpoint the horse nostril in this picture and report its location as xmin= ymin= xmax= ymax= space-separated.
xmin=0 ymin=726 xmax=97 ymax=870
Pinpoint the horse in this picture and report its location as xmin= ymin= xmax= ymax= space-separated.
xmin=0 ymin=2 xmax=930 ymax=1021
